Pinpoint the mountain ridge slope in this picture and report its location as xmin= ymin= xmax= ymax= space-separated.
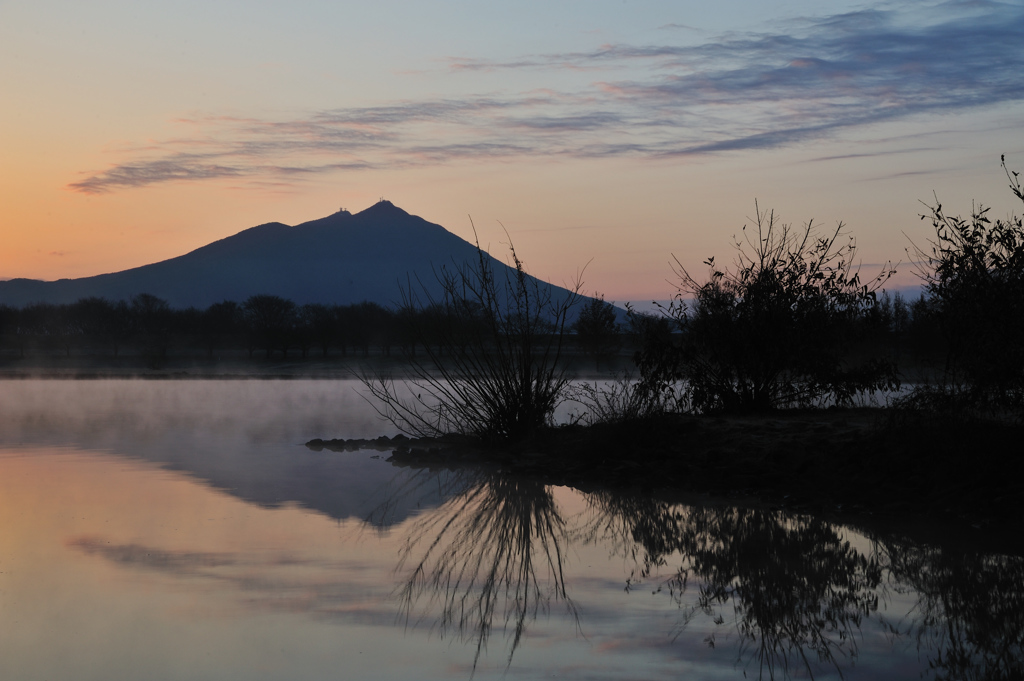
xmin=0 ymin=201 xmax=574 ymax=310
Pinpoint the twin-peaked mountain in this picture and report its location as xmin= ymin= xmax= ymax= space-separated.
xmin=0 ymin=201 xmax=582 ymax=310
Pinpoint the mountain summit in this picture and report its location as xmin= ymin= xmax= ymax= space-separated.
xmin=0 ymin=201 xmax=562 ymax=309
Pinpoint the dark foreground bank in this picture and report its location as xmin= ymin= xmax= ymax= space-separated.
xmin=309 ymin=408 xmax=1023 ymax=545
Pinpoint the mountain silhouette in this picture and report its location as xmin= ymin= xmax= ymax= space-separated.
xmin=0 ymin=201 xmax=578 ymax=309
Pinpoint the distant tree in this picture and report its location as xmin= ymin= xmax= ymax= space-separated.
xmin=172 ymin=306 xmax=203 ymax=353
xmin=418 ymin=303 xmax=449 ymax=356
xmin=333 ymin=305 xmax=350 ymax=357
xmin=573 ymin=294 xmax=621 ymax=368
xmin=301 ymin=303 xmax=336 ymax=358
xmin=292 ymin=308 xmax=314 ymax=359
xmin=344 ymin=302 xmax=392 ymax=357
xmin=869 ymin=291 xmax=912 ymax=362
xmin=627 ymin=307 xmax=672 ymax=348
xmin=243 ymin=294 xmax=297 ymax=359
xmin=108 ymin=300 xmax=132 ymax=357
xmin=69 ymin=299 xmax=131 ymax=357
xmin=369 ymin=303 xmax=397 ymax=357
xmin=131 ymin=293 xmax=172 ymax=361
xmin=56 ymin=305 xmax=82 ymax=356
xmin=200 ymin=301 xmax=242 ymax=359
xmin=395 ymin=303 xmax=420 ymax=358
xmin=900 ymin=294 xmax=941 ymax=366
xmin=18 ymin=303 xmax=78 ymax=356
xmin=335 ymin=304 xmax=358 ymax=356
xmin=69 ymin=297 xmax=117 ymax=356
xmin=0 ymin=305 xmax=21 ymax=357
xmin=890 ymin=291 xmax=911 ymax=337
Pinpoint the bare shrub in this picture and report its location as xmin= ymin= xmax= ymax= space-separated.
xmin=362 ymin=228 xmax=583 ymax=442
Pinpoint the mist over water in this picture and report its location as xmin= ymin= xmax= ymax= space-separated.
xmin=0 ymin=378 xmax=396 ymax=446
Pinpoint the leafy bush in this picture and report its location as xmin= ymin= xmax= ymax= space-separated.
xmin=636 ymin=203 xmax=898 ymax=413
xmin=911 ymin=156 xmax=1024 ymax=413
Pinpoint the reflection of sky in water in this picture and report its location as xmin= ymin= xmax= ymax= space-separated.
xmin=0 ymin=380 xmax=1019 ymax=680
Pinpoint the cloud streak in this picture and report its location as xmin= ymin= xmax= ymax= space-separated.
xmin=69 ymin=3 xmax=1024 ymax=194
xmin=67 ymin=535 xmax=400 ymax=625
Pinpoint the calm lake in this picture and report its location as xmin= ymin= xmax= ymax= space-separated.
xmin=0 ymin=379 xmax=1020 ymax=680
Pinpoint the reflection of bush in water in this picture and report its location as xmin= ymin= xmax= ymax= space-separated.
xmin=586 ymin=494 xmax=1024 ymax=680
xmin=390 ymin=474 xmax=1024 ymax=679
xmin=677 ymin=509 xmax=882 ymax=678
xmin=586 ymin=497 xmax=883 ymax=679
xmin=395 ymin=475 xmax=577 ymax=672
xmin=882 ymin=541 xmax=1024 ymax=681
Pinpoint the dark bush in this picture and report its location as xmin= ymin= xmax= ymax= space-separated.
xmin=636 ymin=203 xmax=898 ymax=413
xmin=912 ymin=156 xmax=1024 ymax=413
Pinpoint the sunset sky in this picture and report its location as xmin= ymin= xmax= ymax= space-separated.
xmin=2 ymin=0 xmax=1022 ymax=303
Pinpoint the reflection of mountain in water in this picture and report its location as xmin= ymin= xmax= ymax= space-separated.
xmin=0 ymin=414 xmax=450 ymax=526
xmin=132 ymin=435 xmax=457 ymax=526
xmin=106 ymin=428 xmax=452 ymax=524
xmin=0 ymin=380 xmax=454 ymax=525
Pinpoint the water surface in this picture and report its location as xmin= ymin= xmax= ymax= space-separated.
xmin=0 ymin=380 xmax=1020 ymax=680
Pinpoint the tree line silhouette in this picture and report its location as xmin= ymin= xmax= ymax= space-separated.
xmin=0 ymin=294 xmax=406 ymax=361
xmin=0 ymin=287 xmax=938 ymax=369
xmin=0 ymin=263 xmax=950 ymax=372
